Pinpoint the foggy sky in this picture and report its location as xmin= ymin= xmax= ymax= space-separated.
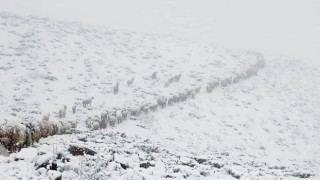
xmin=0 ymin=0 xmax=319 ymax=65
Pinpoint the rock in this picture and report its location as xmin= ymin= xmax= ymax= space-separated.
xmin=68 ymin=144 xmax=97 ymax=156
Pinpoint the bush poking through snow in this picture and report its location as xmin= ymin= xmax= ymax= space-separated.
xmin=68 ymin=145 xmax=97 ymax=156
xmin=140 ymin=162 xmax=155 ymax=168
xmin=226 ymin=169 xmax=241 ymax=179
xmin=291 ymin=172 xmax=313 ymax=178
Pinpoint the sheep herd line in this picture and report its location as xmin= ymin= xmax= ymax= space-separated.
xmin=0 ymin=52 xmax=264 ymax=153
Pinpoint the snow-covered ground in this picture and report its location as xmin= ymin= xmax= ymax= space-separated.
xmin=0 ymin=12 xmax=319 ymax=179
xmin=0 ymin=12 xmax=258 ymax=126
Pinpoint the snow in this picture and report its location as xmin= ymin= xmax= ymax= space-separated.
xmin=15 ymin=148 xmax=37 ymax=162
xmin=0 ymin=11 xmax=319 ymax=180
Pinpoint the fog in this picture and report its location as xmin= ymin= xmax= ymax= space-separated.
xmin=0 ymin=0 xmax=319 ymax=65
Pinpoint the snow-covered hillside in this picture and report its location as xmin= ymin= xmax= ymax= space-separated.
xmin=0 ymin=12 xmax=319 ymax=179
xmin=0 ymin=12 xmax=257 ymax=125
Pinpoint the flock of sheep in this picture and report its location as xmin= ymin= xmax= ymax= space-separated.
xmin=0 ymin=53 xmax=264 ymax=153
xmin=0 ymin=117 xmax=75 ymax=153
xmin=84 ymin=53 xmax=264 ymax=132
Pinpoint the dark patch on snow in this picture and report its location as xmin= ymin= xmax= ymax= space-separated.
xmin=120 ymin=163 xmax=129 ymax=170
xmin=68 ymin=145 xmax=97 ymax=156
xmin=291 ymin=172 xmax=313 ymax=178
xmin=140 ymin=162 xmax=155 ymax=169
xmin=194 ymin=157 xmax=207 ymax=164
xmin=227 ymin=169 xmax=241 ymax=179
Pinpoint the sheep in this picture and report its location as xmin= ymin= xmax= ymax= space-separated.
xmin=191 ymin=91 xmax=196 ymax=98
xmin=59 ymin=105 xmax=67 ymax=119
xmin=116 ymin=110 xmax=123 ymax=124
xmin=121 ymin=109 xmax=128 ymax=120
xmin=141 ymin=105 xmax=149 ymax=114
xmin=210 ymin=81 xmax=219 ymax=89
xmin=100 ymin=112 xmax=108 ymax=129
xmin=186 ymin=89 xmax=193 ymax=98
xmin=51 ymin=122 xmax=59 ymax=135
xmin=61 ymin=121 xmax=72 ymax=134
xmin=151 ymin=72 xmax=157 ymax=79
xmin=178 ymin=93 xmax=187 ymax=102
xmin=168 ymin=97 xmax=175 ymax=106
xmin=32 ymin=123 xmax=42 ymax=143
xmin=130 ymin=107 xmax=141 ymax=117
xmin=220 ymin=79 xmax=228 ymax=87
xmin=168 ymin=77 xmax=174 ymax=84
xmin=24 ymin=127 xmax=33 ymax=147
xmin=174 ymin=74 xmax=181 ymax=82
xmin=172 ymin=95 xmax=179 ymax=103
xmin=113 ymin=82 xmax=119 ymax=94
xmin=206 ymin=85 xmax=213 ymax=93
xmin=127 ymin=78 xmax=134 ymax=87
xmin=56 ymin=121 xmax=66 ymax=135
xmin=68 ymin=121 xmax=77 ymax=128
xmin=5 ymin=124 xmax=26 ymax=152
xmin=0 ymin=127 xmax=10 ymax=151
xmin=108 ymin=113 xmax=116 ymax=127
xmin=233 ymin=75 xmax=240 ymax=84
xmin=149 ymin=104 xmax=158 ymax=112
xmin=91 ymin=121 xmax=100 ymax=131
xmin=83 ymin=97 xmax=94 ymax=107
xmin=225 ymin=77 xmax=232 ymax=85
xmin=85 ymin=117 xmax=93 ymax=129
xmin=42 ymin=113 xmax=50 ymax=121
xmin=195 ymin=86 xmax=202 ymax=94
xmin=72 ymin=104 xmax=77 ymax=114
xmin=157 ymin=97 xmax=167 ymax=109
xmin=85 ymin=115 xmax=101 ymax=130
xmin=0 ymin=135 xmax=10 ymax=151
xmin=39 ymin=120 xmax=53 ymax=137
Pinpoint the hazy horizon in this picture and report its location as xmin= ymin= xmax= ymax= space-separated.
xmin=0 ymin=0 xmax=319 ymax=64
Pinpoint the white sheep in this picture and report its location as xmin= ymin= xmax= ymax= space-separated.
xmin=83 ymin=97 xmax=94 ymax=107
xmin=59 ymin=105 xmax=67 ymax=119
xmin=32 ymin=123 xmax=42 ymax=143
xmin=121 ymin=109 xmax=128 ymax=120
xmin=91 ymin=121 xmax=100 ymax=131
xmin=24 ymin=126 xmax=33 ymax=147
xmin=151 ymin=72 xmax=157 ymax=79
xmin=0 ymin=126 xmax=10 ymax=151
xmin=5 ymin=124 xmax=26 ymax=152
xmin=116 ymin=110 xmax=123 ymax=124
xmin=101 ymin=112 xmax=108 ymax=129
xmin=39 ymin=120 xmax=53 ymax=137
xmin=72 ymin=104 xmax=77 ymax=114
xmin=113 ymin=82 xmax=119 ymax=94
xmin=42 ymin=113 xmax=50 ymax=121
xmin=127 ymin=78 xmax=134 ymax=87
xmin=108 ymin=113 xmax=116 ymax=127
